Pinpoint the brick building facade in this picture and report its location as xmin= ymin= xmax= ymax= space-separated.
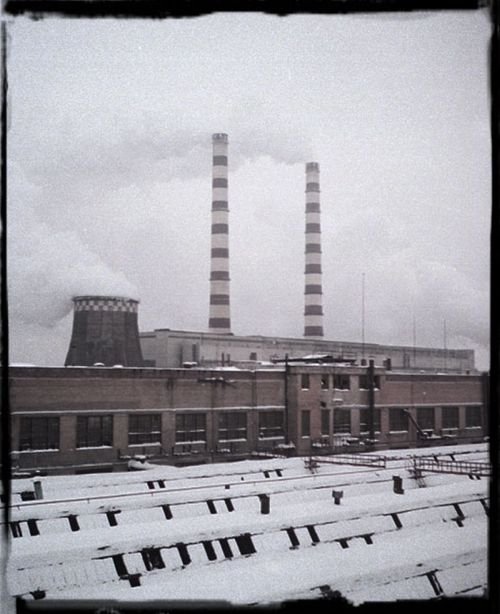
xmin=7 ymin=364 xmax=488 ymax=475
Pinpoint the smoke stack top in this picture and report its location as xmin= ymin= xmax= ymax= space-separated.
xmin=65 ymin=295 xmax=144 ymax=367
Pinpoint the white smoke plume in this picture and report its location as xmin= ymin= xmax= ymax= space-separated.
xmin=8 ymin=163 xmax=138 ymax=328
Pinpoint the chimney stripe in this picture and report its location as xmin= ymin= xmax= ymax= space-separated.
xmin=212 ymin=201 xmax=229 ymax=211
xmin=305 ymin=243 xmax=322 ymax=254
xmin=305 ymin=305 xmax=323 ymax=315
xmin=304 ymin=162 xmax=324 ymax=339
xmin=211 ymin=248 xmax=229 ymax=258
xmin=210 ymin=294 xmax=230 ymax=305
xmin=209 ymin=133 xmax=231 ymax=334
xmin=209 ymin=317 xmax=231 ymax=329
xmin=305 ymin=264 xmax=322 ymax=274
xmin=305 ymin=284 xmax=323 ymax=294
xmin=212 ymin=223 xmax=229 ymax=234
xmin=305 ymin=326 xmax=324 ymax=336
xmin=212 ymin=177 xmax=228 ymax=188
xmin=210 ymin=271 xmax=230 ymax=281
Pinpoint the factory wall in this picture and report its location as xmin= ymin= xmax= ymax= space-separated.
xmin=8 ymin=365 xmax=487 ymax=475
xmin=139 ymin=329 xmax=475 ymax=372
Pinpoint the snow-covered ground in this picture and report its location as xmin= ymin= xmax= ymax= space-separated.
xmin=2 ymin=443 xmax=489 ymax=607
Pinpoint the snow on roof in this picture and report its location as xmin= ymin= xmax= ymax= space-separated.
xmin=5 ymin=443 xmax=488 ymax=605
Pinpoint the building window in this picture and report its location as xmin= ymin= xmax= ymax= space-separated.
xmin=128 ymin=414 xmax=161 ymax=445
xmin=77 ymin=416 xmax=113 ymax=448
xmin=389 ymin=408 xmax=408 ymax=432
xmin=416 ymin=407 xmax=435 ymax=432
xmin=301 ymin=374 xmax=310 ymax=390
xmin=321 ymin=375 xmax=329 ymax=390
xmin=359 ymin=408 xmax=381 ymax=433
xmin=333 ymin=374 xmax=350 ymax=390
xmin=359 ymin=374 xmax=381 ymax=389
xmin=175 ymin=413 xmax=207 ymax=443
xmin=321 ymin=409 xmax=330 ymax=435
xmin=442 ymin=406 xmax=459 ymax=429
xmin=301 ymin=411 xmax=311 ymax=437
xmin=258 ymin=411 xmax=284 ymax=439
xmin=19 ymin=417 xmax=59 ymax=451
xmin=249 ymin=352 xmax=257 ymax=361
xmin=218 ymin=412 xmax=247 ymax=441
xmin=465 ymin=406 xmax=482 ymax=428
xmin=333 ymin=409 xmax=351 ymax=434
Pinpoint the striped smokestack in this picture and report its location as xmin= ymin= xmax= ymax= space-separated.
xmin=304 ymin=162 xmax=324 ymax=338
xmin=65 ymin=296 xmax=144 ymax=367
xmin=208 ymin=133 xmax=231 ymax=334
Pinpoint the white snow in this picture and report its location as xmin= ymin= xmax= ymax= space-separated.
xmin=5 ymin=443 xmax=489 ymax=605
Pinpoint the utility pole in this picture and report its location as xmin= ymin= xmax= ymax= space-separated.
xmin=412 ymin=313 xmax=417 ymax=369
xmin=443 ymin=320 xmax=447 ymax=372
xmin=284 ymin=354 xmax=289 ymax=445
xmin=361 ymin=273 xmax=365 ymax=362
xmin=367 ymin=359 xmax=375 ymax=443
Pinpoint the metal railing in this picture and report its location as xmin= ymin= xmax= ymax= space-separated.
xmin=408 ymin=456 xmax=491 ymax=477
xmin=310 ymin=454 xmax=387 ymax=469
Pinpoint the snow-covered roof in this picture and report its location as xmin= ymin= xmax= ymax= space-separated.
xmin=3 ymin=443 xmax=488 ymax=608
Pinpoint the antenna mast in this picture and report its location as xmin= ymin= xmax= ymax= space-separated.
xmin=361 ymin=273 xmax=365 ymax=360
xmin=444 ymin=320 xmax=447 ymax=371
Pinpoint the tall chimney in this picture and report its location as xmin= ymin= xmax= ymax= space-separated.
xmin=208 ymin=133 xmax=231 ymax=334
xmin=65 ymin=296 xmax=144 ymax=367
xmin=304 ymin=162 xmax=324 ymax=338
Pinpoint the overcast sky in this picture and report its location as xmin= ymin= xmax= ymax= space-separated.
xmin=7 ymin=10 xmax=491 ymax=369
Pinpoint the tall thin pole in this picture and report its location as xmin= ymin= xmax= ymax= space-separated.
xmin=412 ymin=313 xmax=417 ymax=369
xmin=361 ymin=273 xmax=365 ymax=360
xmin=444 ymin=320 xmax=447 ymax=372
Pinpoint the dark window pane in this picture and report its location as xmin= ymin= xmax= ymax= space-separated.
xmin=321 ymin=410 xmax=330 ymax=435
xmin=416 ymin=407 xmax=435 ymax=431
xmin=258 ymin=411 xmax=284 ymax=439
xmin=77 ymin=415 xmax=113 ymax=447
xmin=128 ymin=414 xmax=161 ymax=445
xmin=175 ymin=413 xmax=207 ymax=443
xmin=19 ymin=417 xmax=60 ymax=451
xmin=333 ymin=409 xmax=351 ymax=434
xmin=442 ymin=406 xmax=459 ymax=429
xmin=218 ymin=411 xmax=247 ymax=441
xmin=389 ymin=408 xmax=408 ymax=432
xmin=466 ymin=406 xmax=482 ymax=427
xmin=360 ymin=408 xmax=381 ymax=433
xmin=334 ymin=374 xmax=350 ymax=390
xmin=301 ymin=411 xmax=310 ymax=437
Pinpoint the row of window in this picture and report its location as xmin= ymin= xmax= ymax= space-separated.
xmin=300 ymin=406 xmax=483 ymax=436
xmin=17 ymin=411 xmax=284 ymax=451
xmin=302 ymin=373 xmax=381 ymax=391
xmin=16 ymin=406 xmax=483 ymax=451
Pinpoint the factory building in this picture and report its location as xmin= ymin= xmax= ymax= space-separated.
xmin=8 ymin=363 xmax=488 ymax=475
xmin=17 ymin=132 xmax=485 ymax=476
xmin=139 ymin=328 xmax=475 ymax=372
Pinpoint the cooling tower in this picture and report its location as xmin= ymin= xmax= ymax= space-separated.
xmin=208 ymin=133 xmax=231 ymax=334
xmin=304 ymin=162 xmax=324 ymax=338
xmin=65 ymin=296 xmax=144 ymax=367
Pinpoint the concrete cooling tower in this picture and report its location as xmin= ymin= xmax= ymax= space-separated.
xmin=65 ymin=296 xmax=144 ymax=367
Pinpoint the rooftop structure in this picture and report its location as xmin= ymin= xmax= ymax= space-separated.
xmin=3 ymin=443 xmax=489 ymax=607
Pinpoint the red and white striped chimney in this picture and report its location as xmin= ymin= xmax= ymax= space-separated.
xmin=208 ymin=133 xmax=231 ymax=334
xmin=304 ymin=162 xmax=324 ymax=338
